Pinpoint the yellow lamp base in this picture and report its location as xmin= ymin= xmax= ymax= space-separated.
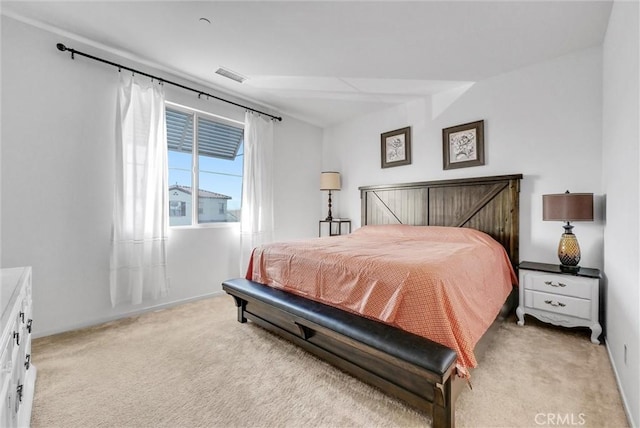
xmin=558 ymin=232 xmax=581 ymax=267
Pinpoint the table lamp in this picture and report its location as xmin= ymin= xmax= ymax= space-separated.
xmin=320 ymin=171 xmax=341 ymax=221
xmin=543 ymin=191 xmax=593 ymax=272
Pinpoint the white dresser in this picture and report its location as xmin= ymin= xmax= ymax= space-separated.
xmin=516 ymin=261 xmax=602 ymax=344
xmin=1 ymin=267 xmax=36 ymax=427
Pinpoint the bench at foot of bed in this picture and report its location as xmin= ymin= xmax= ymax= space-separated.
xmin=222 ymin=278 xmax=459 ymax=428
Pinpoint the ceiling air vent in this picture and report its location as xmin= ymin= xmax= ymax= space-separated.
xmin=215 ymin=67 xmax=247 ymax=83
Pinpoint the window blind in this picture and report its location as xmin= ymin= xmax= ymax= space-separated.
xmin=166 ymin=108 xmax=243 ymax=160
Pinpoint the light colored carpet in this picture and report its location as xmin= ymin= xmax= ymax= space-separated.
xmin=31 ymin=295 xmax=628 ymax=428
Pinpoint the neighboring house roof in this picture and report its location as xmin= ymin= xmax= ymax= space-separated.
xmin=169 ymin=185 xmax=231 ymax=200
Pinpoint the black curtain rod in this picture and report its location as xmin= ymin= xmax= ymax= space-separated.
xmin=56 ymin=43 xmax=282 ymax=122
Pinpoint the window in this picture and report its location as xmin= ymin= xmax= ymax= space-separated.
xmin=166 ymin=104 xmax=244 ymax=226
xmin=169 ymin=201 xmax=186 ymax=217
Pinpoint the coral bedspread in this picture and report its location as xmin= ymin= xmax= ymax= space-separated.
xmin=246 ymin=224 xmax=517 ymax=374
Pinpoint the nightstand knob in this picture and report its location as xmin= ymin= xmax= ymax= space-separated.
xmin=544 ymin=299 xmax=566 ymax=308
xmin=544 ymin=280 xmax=566 ymax=288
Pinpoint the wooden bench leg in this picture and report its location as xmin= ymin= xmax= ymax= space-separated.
xmin=231 ymin=296 xmax=247 ymax=323
xmin=432 ymin=379 xmax=454 ymax=428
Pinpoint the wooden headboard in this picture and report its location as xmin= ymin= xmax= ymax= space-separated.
xmin=359 ymin=174 xmax=523 ymax=267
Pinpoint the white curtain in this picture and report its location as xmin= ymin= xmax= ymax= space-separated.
xmin=240 ymin=112 xmax=275 ymax=274
xmin=110 ymin=74 xmax=169 ymax=307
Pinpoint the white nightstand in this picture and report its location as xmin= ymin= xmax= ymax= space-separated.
xmin=516 ymin=261 xmax=602 ymax=344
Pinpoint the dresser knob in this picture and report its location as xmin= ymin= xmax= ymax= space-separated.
xmin=26 ymin=319 xmax=33 ymax=334
xmin=13 ymin=331 xmax=20 ymax=346
xmin=544 ymin=281 xmax=566 ymax=288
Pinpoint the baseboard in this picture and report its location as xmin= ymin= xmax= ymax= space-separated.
xmin=605 ymin=337 xmax=636 ymax=428
xmin=33 ymin=291 xmax=226 ymax=339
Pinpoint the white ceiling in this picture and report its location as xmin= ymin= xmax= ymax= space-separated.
xmin=1 ymin=1 xmax=613 ymax=127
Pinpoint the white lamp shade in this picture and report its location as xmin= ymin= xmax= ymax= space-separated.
xmin=320 ymin=172 xmax=341 ymax=191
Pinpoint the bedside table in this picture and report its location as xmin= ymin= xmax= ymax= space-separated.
xmin=516 ymin=261 xmax=602 ymax=344
xmin=319 ymin=219 xmax=351 ymax=237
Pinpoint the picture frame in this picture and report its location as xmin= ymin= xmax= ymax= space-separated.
xmin=442 ymin=120 xmax=485 ymax=170
xmin=381 ymin=126 xmax=411 ymax=168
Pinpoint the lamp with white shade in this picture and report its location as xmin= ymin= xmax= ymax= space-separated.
xmin=320 ymin=172 xmax=341 ymax=221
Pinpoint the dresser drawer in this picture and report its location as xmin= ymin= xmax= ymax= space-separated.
xmin=524 ymin=290 xmax=591 ymax=319
xmin=0 ymin=375 xmax=12 ymax=428
xmin=521 ymin=271 xmax=593 ymax=299
xmin=0 ymin=338 xmax=11 ymax=389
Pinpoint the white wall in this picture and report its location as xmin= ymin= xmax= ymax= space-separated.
xmin=0 ymin=16 xmax=322 ymax=337
xmin=324 ymin=46 xmax=605 ymax=270
xmin=602 ymin=1 xmax=640 ymax=426
xmin=273 ymin=116 xmax=323 ymax=242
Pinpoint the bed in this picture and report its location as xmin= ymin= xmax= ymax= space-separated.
xmin=222 ymin=174 xmax=522 ymax=427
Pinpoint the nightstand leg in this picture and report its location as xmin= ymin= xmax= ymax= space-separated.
xmin=590 ymin=323 xmax=602 ymax=345
xmin=516 ymin=306 xmax=525 ymax=326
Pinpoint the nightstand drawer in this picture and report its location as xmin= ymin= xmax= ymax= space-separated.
xmin=521 ymin=271 xmax=592 ymax=299
xmin=524 ymin=290 xmax=591 ymax=319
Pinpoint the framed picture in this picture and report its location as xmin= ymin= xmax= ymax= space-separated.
xmin=381 ymin=127 xmax=411 ymax=168
xmin=442 ymin=120 xmax=485 ymax=170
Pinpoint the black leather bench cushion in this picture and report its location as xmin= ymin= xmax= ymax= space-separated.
xmin=223 ymin=278 xmax=457 ymax=377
